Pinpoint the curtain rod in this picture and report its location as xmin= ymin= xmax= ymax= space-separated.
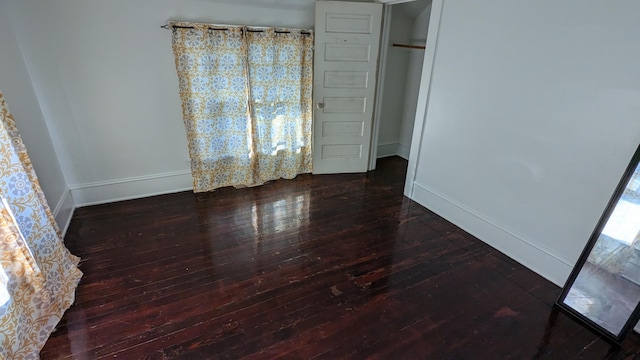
xmin=160 ymin=24 xmax=311 ymax=35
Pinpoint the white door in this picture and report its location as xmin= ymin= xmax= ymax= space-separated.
xmin=313 ymin=1 xmax=383 ymax=174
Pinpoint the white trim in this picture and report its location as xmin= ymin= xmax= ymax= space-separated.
xmin=51 ymin=186 xmax=68 ymax=218
xmin=377 ymin=143 xmax=399 ymax=158
xmin=411 ymin=182 xmax=573 ymax=286
xmin=70 ymin=170 xmax=193 ymax=207
xmin=404 ymin=0 xmax=444 ymax=198
xmin=52 ymin=187 xmax=75 ymax=236
xmin=403 ymin=0 xmax=574 ymax=288
xmin=376 ymin=142 xmax=410 ymax=160
xmin=396 ymin=143 xmax=410 ymax=160
xmin=369 ymin=4 xmax=393 ymax=171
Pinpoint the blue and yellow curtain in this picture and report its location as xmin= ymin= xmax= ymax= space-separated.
xmin=170 ymin=22 xmax=313 ymax=192
xmin=0 ymin=91 xmax=82 ymax=359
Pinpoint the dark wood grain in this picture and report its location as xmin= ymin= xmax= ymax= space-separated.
xmin=41 ymin=157 xmax=640 ymax=359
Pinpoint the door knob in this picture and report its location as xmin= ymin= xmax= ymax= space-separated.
xmin=317 ymin=103 xmax=324 ymax=109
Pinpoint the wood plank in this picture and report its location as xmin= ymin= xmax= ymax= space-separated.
xmin=41 ymin=157 xmax=640 ymax=359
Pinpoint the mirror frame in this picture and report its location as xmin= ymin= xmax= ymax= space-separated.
xmin=557 ymin=144 xmax=640 ymax=345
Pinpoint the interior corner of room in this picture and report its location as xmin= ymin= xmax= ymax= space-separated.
xmin=0 ymin=0 xmax=434 ymax=213
xmin=2 ymin=0 xmax=640 ymax=355
xmin=373 ymin=0 xmax=431 ymax=163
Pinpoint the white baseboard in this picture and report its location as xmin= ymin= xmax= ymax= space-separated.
xmin=70 ymin=170 xmax=193 ymax=207
xmin=397 ymin=144 xmax=410 ymax=160
xmin=409 ymin=181 xmax=573 ymax=287
xmin=377 ymin=143 xmax=399 ymax=158
xmin=377 ymin=143 xmax=411 ymax=160
xmin=52 ymin=187 xmax=75 ymax=236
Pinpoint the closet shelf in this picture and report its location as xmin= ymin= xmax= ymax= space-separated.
xmin=392 ymin=43 xmax=426 ymax=50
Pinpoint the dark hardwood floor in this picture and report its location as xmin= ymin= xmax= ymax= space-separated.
xmin=42 ymin=157 xmax=640 ymax=359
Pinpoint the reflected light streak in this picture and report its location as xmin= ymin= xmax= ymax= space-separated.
xmin=602 ymin=200 xmax=640 ymax=245
xmin=0 ymin=267 xmax=9 ymax=308
xmin=251 ymin=191 xmax=310 ymax=254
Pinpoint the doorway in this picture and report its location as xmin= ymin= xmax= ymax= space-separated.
xmin=371 ymin=0 xmax=432 ymax=169
xmin=312 ymin=0 xmax=433 ymax=174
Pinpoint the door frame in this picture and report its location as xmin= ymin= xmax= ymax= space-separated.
xmin=368 ymin=4 xmax=393 ymax=171
xmin=404 ymin=0 xmax=443 ymax=197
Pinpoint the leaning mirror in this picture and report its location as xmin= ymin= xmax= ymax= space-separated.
xmin=557 ymin=144 xmax=640 ymax=345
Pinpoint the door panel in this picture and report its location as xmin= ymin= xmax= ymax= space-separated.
xmin=324 ymin=71 xmax=369 ymax=89
xmin=313 ymin=1 xmax=383 ymax=174
xmin=325 ymin=43 xmax=372 ymax=62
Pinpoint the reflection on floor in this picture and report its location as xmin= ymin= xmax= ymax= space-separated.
xmin=41 ymin=157 xmax=640 ymax=358
xmin=565 ymin=261 xmax=640 ymax=334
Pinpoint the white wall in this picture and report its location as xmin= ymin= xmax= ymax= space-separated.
xmin=7 ymin=0 xmax=316 ymax=206
xmin=376 ymin=8 xmax=414 ymax=158
xmin=410 ymin=2 xmax=431 ymax=42
xmin=397 ymin=4 xmax=431 ymax=159
xmin=0 ymin=1 xmax=74 ymax=230
xmin=406 ymin=0 xmax=640 ymax=286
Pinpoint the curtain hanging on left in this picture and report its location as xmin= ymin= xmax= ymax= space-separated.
xmin=0 ymin=91 xmax=82 ymax=359
xmin=170 ymin=22 xmax=313 ymax=192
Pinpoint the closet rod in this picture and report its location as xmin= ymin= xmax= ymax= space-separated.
xmin=392 ymin=43 xmax=426 ymax=50
xmin=160 ymin=24 xmax=311 ymax=35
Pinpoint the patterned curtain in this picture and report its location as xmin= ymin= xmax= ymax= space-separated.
xmin=0 ymin=91 xmax=82 ymax=359
xmin=170 ymin=22 xmax=313 ymax=192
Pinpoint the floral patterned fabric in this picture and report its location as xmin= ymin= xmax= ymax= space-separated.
xmin=170 ymin=22 xmax=313 ymax=192
xmin=0 ymin=91 xmax=82 ymax=359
